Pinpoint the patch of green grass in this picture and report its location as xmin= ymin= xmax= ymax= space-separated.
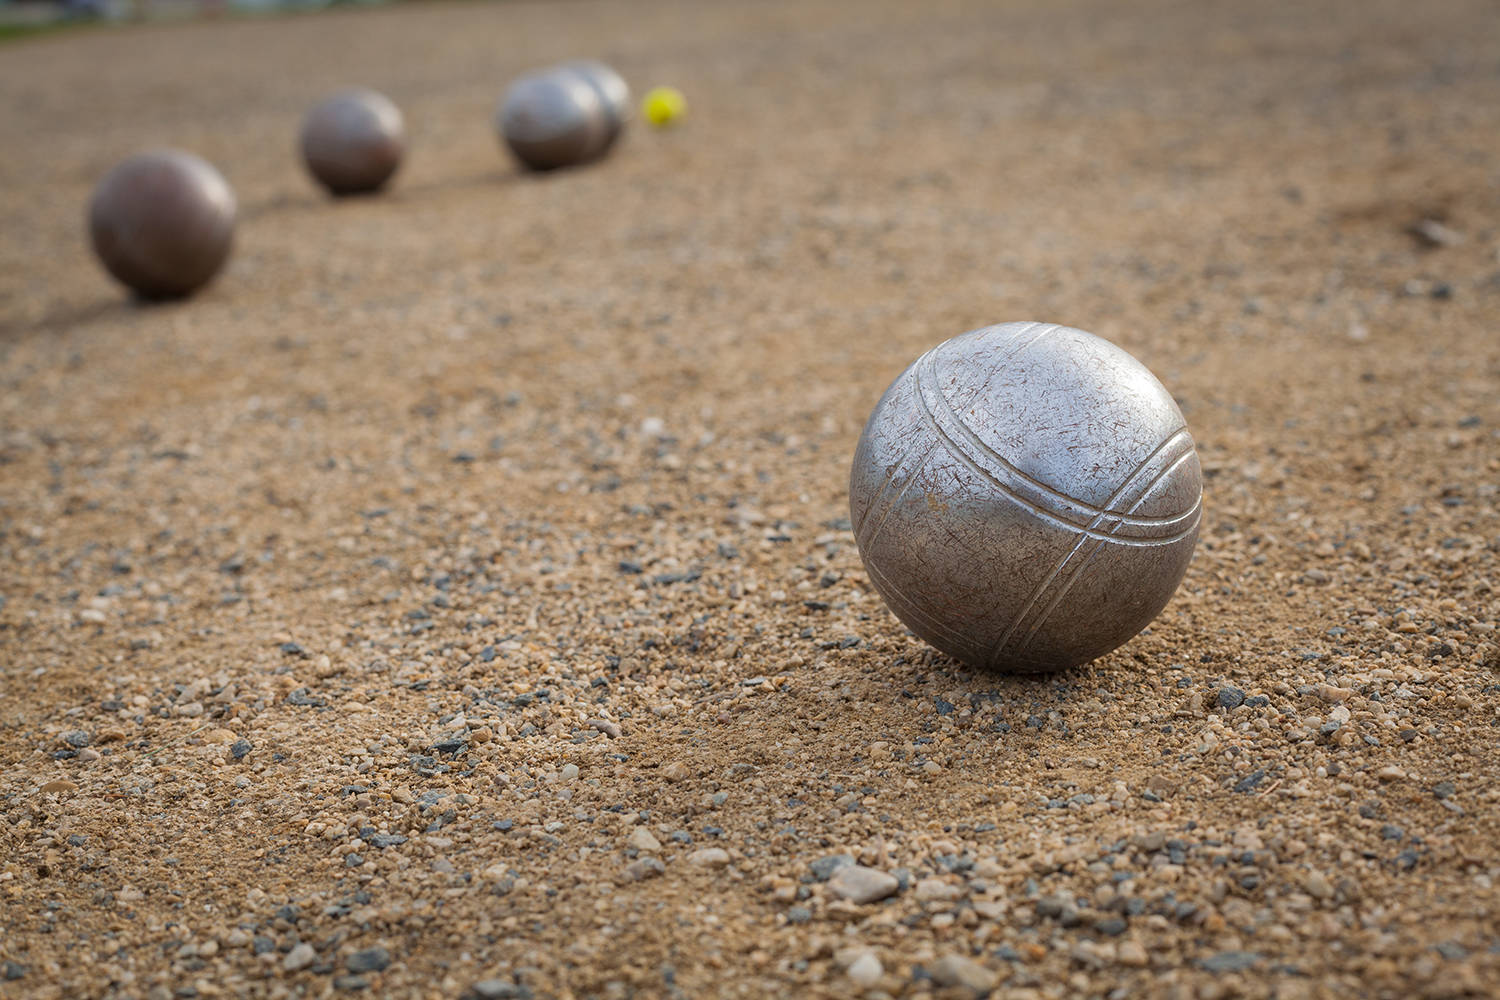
xmin=0 ymin=17 xmax=105 ymax=45
xmin=0 ymin=1 xmax=403 ymax=46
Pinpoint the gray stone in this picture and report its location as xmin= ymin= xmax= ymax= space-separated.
xmin=847 ymin=951 xmax=883 ymax=988
xmin=827 ymin=865 xmax=899 ymax=904
xmin=930 ymin=954 xmax=998 ymax=993
xmin=620 ymin=857 xmax=665 ymax=882
xmin=346 ymin=947 xmax=390 ymax=973
xmin=1199 ymin=951 xmax=1262 ymax=974
xmin=809 ymin=853 xmax=855 ymax=881
xmin=283 ymin=942 xmax=317 ymax=972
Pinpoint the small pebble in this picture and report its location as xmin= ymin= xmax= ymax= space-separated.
xmin=810 ymin=853 xmax=855 ymax=881
xmin=930 ymin=955 xmax=998 ymax=993
xmin=628 ymin=827 xmax=662 ymax=852
xmin=345 ymin=947 xmax=390 ymax=973
xmin=686 ymin=847 xmax=731 ymax=867
xmin=828 ymin=865 xmax=900 ymax=904
xmin=620 ymin=857 xmax=665 ymax=882
xmin=1216 ymin=686 xmax=1246 ymax=709
xmin=283 ymin=943 xmax=316 ymax=972
xmin=847 ymin=951 xmax=883 ymax=988
xmin=913 ymin=877 xmax=963 ymax=903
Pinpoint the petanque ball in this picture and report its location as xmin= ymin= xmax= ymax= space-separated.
xmin=849 ymin=321 xmax=1202 ymax=672
xmin=299 ymin=88 xmax=406 ymax=195
xmin=88 ymin=149 xmax=237 ymax=300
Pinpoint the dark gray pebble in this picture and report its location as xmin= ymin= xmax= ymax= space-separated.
xmin=346 ymin=947 xmax=390 ymax=973
xmin=1199 ymin=951 xmax=1262 ymax=974
xmin=1096 ymin=916 xmax=1128 ymax=936
xmin=809 ymin=854 xmax=854 ymax=881
xmin=1216 ymin=687 xmax=1246 ymax=709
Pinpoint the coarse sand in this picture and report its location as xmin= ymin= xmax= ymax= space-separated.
xmin=1 ymin=0 xmax=1498 ymax=997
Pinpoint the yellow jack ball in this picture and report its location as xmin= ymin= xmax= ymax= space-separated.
xmin=641 ymin=86 xmax=687 ymax=127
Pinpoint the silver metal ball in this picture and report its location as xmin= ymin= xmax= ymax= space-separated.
xmin=849 ymin=321 xmax=1202 ymax=672
xmin=497 ymin=69 xmax=610 ymax=171
xmin=88 ymin=149 xmax=237 ymax=300
xmin=558 ymin=60 xmax=630 ymax=144
xmin=300 ymin=88 xmax=406 ymax=195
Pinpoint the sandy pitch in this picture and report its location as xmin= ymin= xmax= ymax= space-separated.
xmin=1 ymin=1 xmax=1498 ymax=998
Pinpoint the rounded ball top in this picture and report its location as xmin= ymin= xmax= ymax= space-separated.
xmin=558 ymin=60 xmax=630 ymax=141
xmin=88 ymin=149 xmax=237 ymax=300
xmin=300 ymin=88 xmax=406 ymax=195
xmin=849 ymin=321 xmax=1202 ymax=673
xmin=497 ymin=70 xmax=609 ymax=171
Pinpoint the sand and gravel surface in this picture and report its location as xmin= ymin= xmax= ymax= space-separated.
xmin=3 ymin=0 xmax=1499 ymax=997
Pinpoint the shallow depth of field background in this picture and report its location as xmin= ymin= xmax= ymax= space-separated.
xmin=1 ymin=1 xmax=1497 ymax=999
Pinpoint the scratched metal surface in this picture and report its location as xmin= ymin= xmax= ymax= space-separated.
xmin=850 ymin=321 xmax=1203 ymax=671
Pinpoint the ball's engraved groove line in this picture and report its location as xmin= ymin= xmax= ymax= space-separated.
xmin=855 ymin=325 xmax=1049 ymax=546
xmin=1014 ymin=491 xmax=1201 ymax=661
xmin=984 ymin=430 xmax=1198 ymax=667
xmin=1010 ymin=445 xmax=1202 ymax=661
xmin=850 ymin=348 xmax=940 ymax=539
xmin=994 ymin=319 xmax=1054 ymax=369
xmin=863 ymin=555 xmax=982 ymax=654
xmin=917 ymin=351 xmax=1197 ymax=533
xmin=987 ymin=438 xmax=1198 ymax=666
xmin=855 ymin=439 xmax=937 ymax=553
xmin=911 ymin=365 xmax=1200 ymax=547
xmin=863 ymin=323 xmax=1065 ymax=663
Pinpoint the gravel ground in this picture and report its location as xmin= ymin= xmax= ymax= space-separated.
xmin=2 ymin=1 xmax=1499 ymax=998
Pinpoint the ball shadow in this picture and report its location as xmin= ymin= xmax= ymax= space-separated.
xmin=0 ymin=297 xmax=136 ymax=344
xmin=240 ymin=166 xmax=527 ymax=221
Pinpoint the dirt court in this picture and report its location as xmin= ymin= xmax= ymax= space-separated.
xmin=1 ymin=0 xmax=1498 ymax=997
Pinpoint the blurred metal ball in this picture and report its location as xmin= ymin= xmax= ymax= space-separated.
xmin=300 ymin=88 xmax=406 ymax=195
xmin=88 ymin=149 xmax=237 ymax=300
xmin=558 ymin=60 xmax=630 ymax=144
xmin=497 ymin=69 xmax=609 ymax=171
xmin=850 ymin=321 xmax=1202 ymax=672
